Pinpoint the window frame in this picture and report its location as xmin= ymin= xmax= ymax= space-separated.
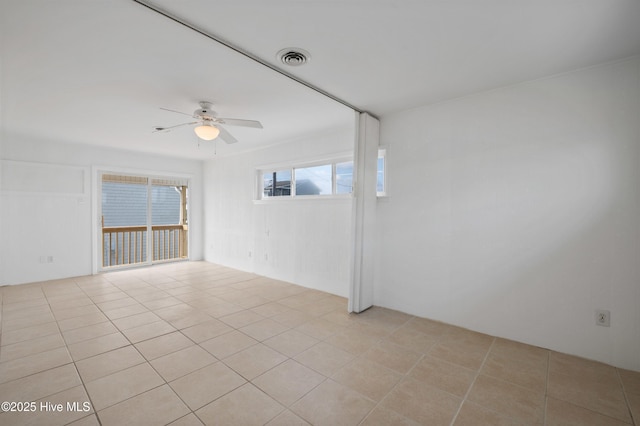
xmin=377 ymin=148 xmax=387 ymax=197
xmin=256 ymin=154 xmax=354 ymax=201
xmin=262 ymin=169 xmax=293 ymax=198
xmin=294 ymin=163 xmax=336 ymax=197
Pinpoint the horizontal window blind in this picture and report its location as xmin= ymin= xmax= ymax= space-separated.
xmin=152 ymin=178 xmax=189 ymax=187
xmin=102 ymin=174 xmax=148 ymax=184
xmin=102 ymin=175 xmax=188 ymax=187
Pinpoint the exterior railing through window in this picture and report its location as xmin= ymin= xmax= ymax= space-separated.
xmin=102 ymin=224 xmax=188 ymax=267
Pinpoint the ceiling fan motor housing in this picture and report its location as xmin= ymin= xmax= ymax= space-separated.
xmin=194 ymin=102 xmax=217 ymax=121
xmin=193 ymin=108 xmax=216 ymax=121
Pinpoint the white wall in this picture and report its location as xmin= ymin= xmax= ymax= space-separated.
xmin=204 ymin=126 xmax=355 ymax=297
xmin=376 ymin=57 xmax=640 ymax=370
xmin=0 ymin=135 xmax=204 ymax=285
xmin=0 ymin=82 xmax=3 ymax=287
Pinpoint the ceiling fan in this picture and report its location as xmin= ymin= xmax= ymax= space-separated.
xmin=154 ymin=101 xmax=263 ymax=144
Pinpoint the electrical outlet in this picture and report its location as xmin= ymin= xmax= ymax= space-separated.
xmin=595 ymin=310 xmax=610 ymax=327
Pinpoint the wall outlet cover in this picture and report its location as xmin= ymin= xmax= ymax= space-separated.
xmin=595 ymin=309 xmax=610 ymax=327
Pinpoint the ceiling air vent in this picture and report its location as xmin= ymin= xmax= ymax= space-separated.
xmin=277 ymin=48 xmax=311 ymax=66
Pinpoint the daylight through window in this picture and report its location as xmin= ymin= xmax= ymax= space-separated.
xmin=263 ymin=170 xmax=292 ymax=197
xmin=260 ymin=160 xmax=353 ymax=199
xmin=377 ymin=149 xmax=386 ymax=196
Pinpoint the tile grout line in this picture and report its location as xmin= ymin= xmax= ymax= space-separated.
xmin=354 ymin=315 xmax=420 ymax=424
xmin=448 ymin=336 xmax=497 ymax=426
xmin=356 ymin=349 xmax=425 ymax=426
xmin=543 ymin=349 xmax=551 ymax=425
xmin=29 ymin=281 xmax=101 ymax=425
xmin=115 ymin=273 xmax=335 ymax=424
xmin=72 ymin=278 xmax=179 ymax=424
xmin=70 ymin=360 xmax=103 ymax=426
xmin=181 ymin=277 xmax=337 ymax=423
xmin=4 ymin=264 xmax=639 ymax=425
xmin=85 ymin=275 xmax=192 ymax=422
xmin=356 ymin=319 xmax=460 ymax=426
xmin=616 ymin=367 xmax=637 ymax=426
xmin=139 ymin=343 xmax=202 ymax=424
xmin=70 ymin=280 xmax=128 ymax=426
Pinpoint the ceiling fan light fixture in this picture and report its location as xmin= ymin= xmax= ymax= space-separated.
xmin=194 ymin=123 xmax=220 ymax=140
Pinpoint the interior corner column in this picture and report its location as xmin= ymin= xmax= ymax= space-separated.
xmin=349 ymin=112 xmax=379 ymax=313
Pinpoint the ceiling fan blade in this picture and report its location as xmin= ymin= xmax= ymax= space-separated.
xmin=153 ymin=121 xmax=198 ymax=132
xmin=217 ymin=125 xmax=238 ymax=144
xmin=159 ymin=107 xmax=194 ymax=117
xmin=215 ymin=118 xmax=263 ymax=129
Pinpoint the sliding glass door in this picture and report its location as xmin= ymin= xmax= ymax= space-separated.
xmin=151 ymin=178 xmax=189 ymax=263
xmin=100 ymin=173 xmax=188 ymax=270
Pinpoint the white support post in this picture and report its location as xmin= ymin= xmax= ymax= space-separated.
xmin=349 ymin=112 xmax=379 ymax=313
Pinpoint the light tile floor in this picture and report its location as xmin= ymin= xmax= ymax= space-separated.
xmin=0 ymin=261 xmax=638 ymax=425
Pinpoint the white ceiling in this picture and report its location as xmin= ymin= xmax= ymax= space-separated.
xmin=152 ymin=0 xmax=640 ymax=115
xmin=0 ymin=0 xmax=355 ymax=159
xmin=2 ymin=0 xmax=640 ymax=160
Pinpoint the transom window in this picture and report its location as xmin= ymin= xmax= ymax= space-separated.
xmin=377 ymin=148 xmax=386 ymax=196
xmin=258 ymin=149 xmax=385 ymax=200
xmin=260 ymin=160 xmax=353 ymax=199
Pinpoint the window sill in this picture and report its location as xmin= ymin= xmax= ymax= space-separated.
xmin=253 ymin=194 xmax=353 ymax=204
